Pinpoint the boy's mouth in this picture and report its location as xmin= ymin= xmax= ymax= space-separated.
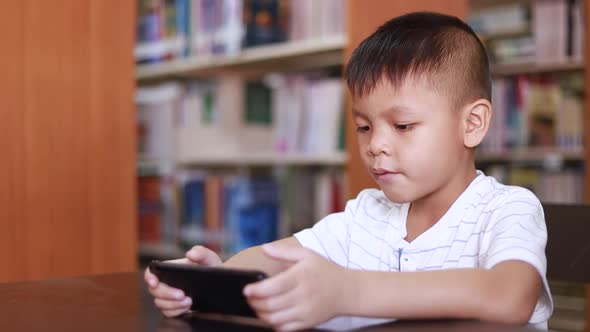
xmin=371 ymin=168 xmax=401 ymax=181
xmin=372 ymin=167 xmax=398 ymax=175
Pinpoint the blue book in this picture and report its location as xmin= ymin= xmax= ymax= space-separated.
xmin=242 ymin=0 xmax=286 ymax=47
xmin=182 ymin=178 xmax=205 ymax=229
xmin=176 ymin=0 xmax=191 ymax=57
xmin=224 ymin=177 xmax=279 ymax=253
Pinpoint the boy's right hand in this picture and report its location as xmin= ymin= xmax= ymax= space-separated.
xmin=144 ymin=245 xmax=223 ymax=317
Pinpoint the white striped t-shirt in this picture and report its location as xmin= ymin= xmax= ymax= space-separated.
xmin=294 ymin=171 xmax=552 ymax=330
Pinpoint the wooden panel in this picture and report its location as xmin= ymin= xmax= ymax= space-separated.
xmin=0 ymin=0 xmax=136 ymax=282
xmin=344 ymin=0 xmax=469 ymax=198
xmin=86 ymin=0 xmax=137 ymax=277
xmin=585 ymin=0 xmax=590 ymax=205
xmin=585 ymin=2 xmax=590 ymax=331
xmin=0 ymin=1 xmax=27 ymax=281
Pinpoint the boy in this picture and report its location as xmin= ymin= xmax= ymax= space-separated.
xmin=145 ymin=12 xmax=552 ymax=331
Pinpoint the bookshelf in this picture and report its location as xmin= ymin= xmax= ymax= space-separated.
xmin=135 ymin=0 xmax=348 ymax=262
xmin=176 ymin=152 xmax=348 ymax=167
xmin=138 ymin=153 xmax=347 ymax=176
xmin=471 ymin=0 xmax=586 ymax=207
xmin=137 ymin=35 xmax=347 ymax=81
xmin=139 ymin=242 xmax=186 ymax=261
xmin=491 ymin=57 xmax=585 ymax=76
xmin=475 ymin=148 xmax=584 ymax=163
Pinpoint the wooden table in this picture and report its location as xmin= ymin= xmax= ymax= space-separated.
xmin=0 ymin=272 xmax=536 ymax=332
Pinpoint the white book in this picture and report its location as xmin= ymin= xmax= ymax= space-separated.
xmin=533 ymin=0 xmax=568 ymax=61
xmin=221 ymin=0 xmax=244 ymax=55
xmin=190 ymin=0 xmax=202 ymax=56
xmin=572 ymin=0 xmax=584 ymax=58
xmin=270 ymin=75 xmax=290 ymax=153
xmin=314 ymin=170 xmax=333 ymax=223
xmin=286 ymin=76 xmax=305 ymax=152
xmin=136 ymin=83 xmax=183 ymax=162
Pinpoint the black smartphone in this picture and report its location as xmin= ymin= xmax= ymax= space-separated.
xmin=149 ymin=261 xmax=268 ymax=318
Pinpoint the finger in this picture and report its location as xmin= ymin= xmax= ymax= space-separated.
xmin=155 ymin=297 xmax=192 ymax=311
xmin=162 ymin=307 xmax=191 ymax=318
xmin=144 ymin=267 xmax=159 ymax=288
xmin=186 ymin=246 xmax=223 ymax=266
xmin=166 ymin=258 xmax=191 ymax=264
xmin=150 ymin=282 xmax=186 ymax=301
xmin=277 ymin=321 xmax=305 ymax=332
xmin=143 ymin=258 xmax=190 ymax=288
xmin=244 ymin=271 xmax=296 ymax=298
xmin=248 ymin=291 xmax=295 ymax=313
xmin=146 ymin=258 xmax=191 ymax=289
xmin=262 ymin=244 xmax=309 ymax=263
xmin=258 ymin=307 xmax=301 ymax=328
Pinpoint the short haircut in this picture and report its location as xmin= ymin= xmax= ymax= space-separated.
xmin=345 ymin=11 xmax=491 ymax=109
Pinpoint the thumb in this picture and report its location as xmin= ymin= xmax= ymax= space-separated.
xmin=262 ymin=243 xmax=309 ymax=263
xmin=186 ymin=246 xmax=223 ymax=266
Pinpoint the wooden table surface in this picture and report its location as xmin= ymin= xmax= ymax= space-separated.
xmin=0 ymin=272 xmax=537 ymax=332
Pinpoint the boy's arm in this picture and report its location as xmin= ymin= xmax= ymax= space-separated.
xmin=224 ymin=237 xmax=302 ymax=276
xmin=343 ymin=260 xmax=541 ymax=324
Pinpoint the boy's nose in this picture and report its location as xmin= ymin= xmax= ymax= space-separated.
xmin=367 ymin=133 xmax=392 ymax=156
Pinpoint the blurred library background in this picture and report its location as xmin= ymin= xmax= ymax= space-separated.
xmin=2 ymin=0 xmax=589 ymax=331
xmin=137 ymin=0 xmax=586 ymax=259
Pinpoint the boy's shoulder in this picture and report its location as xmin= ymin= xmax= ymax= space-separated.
xmin=459 ymin=173 xmax=544 ymax=228
xmin=474 ymin=174 xmax=543 ymax=212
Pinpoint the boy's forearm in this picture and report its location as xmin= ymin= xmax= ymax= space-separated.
xmin=223 ymin=245 xmax=288 ymax=276
xmin=341 ymin=263 xmax=537 ymax=324
xmin=343 ymin=268 xmax=488 ymax=320
xmin=223 ymin=237 xmax=301 ymax=276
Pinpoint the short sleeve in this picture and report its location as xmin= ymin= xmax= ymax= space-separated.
xmin=480 ymin=189 xmax=553 ymax=326
xmin=293 ymin=190 xmax=367 ymax=267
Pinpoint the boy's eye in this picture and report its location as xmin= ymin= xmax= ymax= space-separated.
xmin=356 ymin=126 xmax=370 ymax=134
xmin=395 ymin=123 xmax=414 ymax=131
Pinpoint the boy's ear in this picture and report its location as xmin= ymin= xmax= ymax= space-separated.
xmin=462 ymin=99 xmax=491 ymax=148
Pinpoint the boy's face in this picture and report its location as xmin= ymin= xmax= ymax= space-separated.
xmin=352 ymin=77 xmax=469 ymax=204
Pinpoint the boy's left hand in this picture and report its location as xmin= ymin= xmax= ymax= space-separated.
xmin=244 ymin=244 xmax=348 ymax=332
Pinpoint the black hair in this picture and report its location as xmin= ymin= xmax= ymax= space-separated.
xmin=345 ymin=11 xmax=491 ymax=109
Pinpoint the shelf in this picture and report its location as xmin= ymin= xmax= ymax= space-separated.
xmin=139 ymin=242 xmax=186 ymax=260
xmin=470 ymin=0 xmax=531 ymax=11
xmin=177 ymin=152 xmax=348 ymax=167
xmin=477 ymin=28 xmax=530 ymax=43
xmin=137 ymin=157 xmax=175 ymax=176
xmin=491 ymin=57 xmax=584 ymax=76
xmin=476 ymin=148 xmax=584 ymax=163
xmin=137 ymin=36 xmax=346 ymax=81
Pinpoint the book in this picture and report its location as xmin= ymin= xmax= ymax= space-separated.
xmin=482 ymin=74 xmax=583 ymax=153
xmin=136 ymin=0 xmax=345 ymax=63
xmin=179 ymin=172 xmax=206 ymax=246
xmin=136 ymin=83 xmax=182 ymax=165
xmin=470 ymin=0 xmax=585 ymax=64
xmin=245 ymin=80 xmax=272 ymax=124
xmin=271 ymin=74 xmax=344 ymax=154
xmin=242 ymin=0 xmax=286 ymax=47
xmin=204 ymin=175 xmax=224 ymax=251
xmin=138 ymin=175 xmax=163 ymax=243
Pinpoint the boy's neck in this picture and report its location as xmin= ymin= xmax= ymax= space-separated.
xmin=404 ymin=163 xmax=478 ymax=243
